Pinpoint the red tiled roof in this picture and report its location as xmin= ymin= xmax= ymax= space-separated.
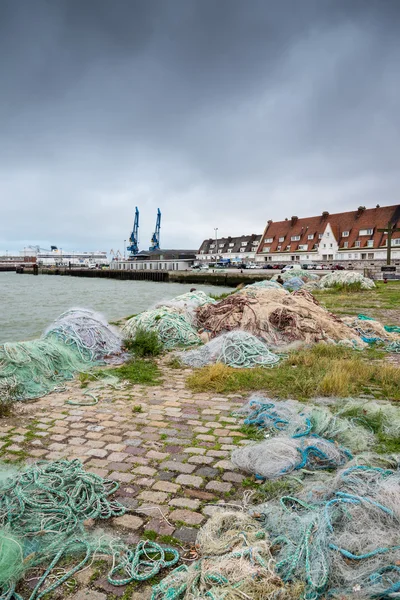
xmin=257 ymin=204 xmax=400 ymax=254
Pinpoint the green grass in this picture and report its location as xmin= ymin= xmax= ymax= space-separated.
xmin=0 ymin=398 xmax=13 ymax=418
xmin=132 ymin=404 xmax=143 ymax=413
xmin=238 ymin=424 xmax=264 ymax=441
xmin=166 ymin=356 xmax=184 ymax=369
xmin=108 ymin=358 xmax=162 ymax=386
xmin=187 ymin=344 xmax=400 ymax=400
xmin=209 ymin=291 xmax=233 ymax=301
xmin=124 ymin=328 xmax=163 ymax=358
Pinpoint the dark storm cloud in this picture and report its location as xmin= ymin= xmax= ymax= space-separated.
xmin=0 ymin=0 xmax=399 ymax=252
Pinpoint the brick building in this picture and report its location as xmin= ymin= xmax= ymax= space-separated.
xmin=256 ymin=204 xmax=400 ymax=266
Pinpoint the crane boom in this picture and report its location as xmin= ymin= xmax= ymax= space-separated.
xmin=127 ymin=207 xmax=139 ymax=256
xmin=149 ymin=208 xmax=161 ymax=251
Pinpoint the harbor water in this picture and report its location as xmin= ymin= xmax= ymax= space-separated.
xmin=0 ymin=272 xmax=231 ymax=344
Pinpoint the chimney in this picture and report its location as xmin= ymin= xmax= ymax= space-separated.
xmin=376 ymin=204 xmax=380 ymax=208
xmin=267 ymin=219 xmax=272 ymax=224
xmin=356 ymin=206 xmax=366 ymax=217
xmin=291 ymin=216 xmax=298 ymax=226
xmin=322 ymin=211 xmax=329 ymax=219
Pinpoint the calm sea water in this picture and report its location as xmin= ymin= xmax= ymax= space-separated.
xmin=0 ymin=272 xmax=230 ymax=344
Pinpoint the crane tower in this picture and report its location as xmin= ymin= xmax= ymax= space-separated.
xmin=127 ymin=207 xmax=139 ymax=256
xmin=149 ymin=209 xmax=161 ymax=251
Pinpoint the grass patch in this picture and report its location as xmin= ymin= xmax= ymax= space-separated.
xmin=124 ymin=328 xmax=163 ymax=358
xmin=209 ymin=291 xmax=232 ymax=301
xmin=186 ymin=344 xmax=400 ymax=400
xmin=166 ymin=356 xmax=184 ymax=369
xmin=142 ymin=529 xmax=158 ymax=541
xmin=238 ymin=424 xmax=264 ymax=441
xmin=0 ymin=398 xmax=13 ymax=418
xmin=132 ymin=404 xmax=143 ymax=413
xmin=108 ymin=359 xmax=162 ymax=386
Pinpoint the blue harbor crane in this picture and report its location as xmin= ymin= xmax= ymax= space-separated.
xmin=127 ymin=207 xmax=139 ymax=256
xmin=149 ymin=208 xmax=161 ymax=251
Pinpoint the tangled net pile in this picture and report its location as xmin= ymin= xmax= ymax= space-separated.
xmin=0 ymin=459 xmax=178 ymax=598
xmin=318 ymin=271 xmax=375 ymax=289
xmin=272 ymin=269 xmax=319 ymax=282
xmin=256 ymin=465 xmax=400 ymax=599
xmin=44 ymin=308 xmax=122 ymax=361
xmin=0 ymin=309 xmax=122 ymax=402
xmin=195 ymin=288 xmax=360 ymax=347
xmin=244 ymin=280 xmax=285 ymax=291
xmin=152 ymin=510 xmax=303 ymax=600
xmin=123 ymin=308 xmax=201 ymax=349
xmin=282 ymin=276 xmax=305 ymax=291
xmin=154 ymin=291 xmax=216 ymax=323
xmin=179 ymin=331 xmax=281 ymax=368
xmin=341 ymin=314 xmax=400 ymax=352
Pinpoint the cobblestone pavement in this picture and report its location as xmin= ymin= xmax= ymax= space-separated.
xmin=0 ymin=360 xmax=250 ymax=599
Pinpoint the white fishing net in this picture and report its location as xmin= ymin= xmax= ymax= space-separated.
xmin=154 ymin=291 xmax=216 ymax=323
xmin=318 ymin=271 xmax=375 ymax=289
xmin=179 ymin=331 xmax=281 ymax=368
xmin=122 ymin=308 xmax=201 ymax=349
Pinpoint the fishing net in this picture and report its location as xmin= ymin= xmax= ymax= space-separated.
xmin=179 ymin=331 xmax=281 ymax=368
xmin=195 ymin=288 xmax=361 ymax=347
xmin=341 ymin=315 xmax=400 ymax=352
xmin=44 ymin=307 xmax=122 ymax=361
xmin=256 ymin=465 xmax=400 ymax=599
xmin=238 ymin=397 xmax=376 ymax=453
xmin=282 ymin=276 xmax=305 ymax=291
xmin=231 ymin=434 xmax=351 ymax=479
xmin=318 ymin=271 xmax=375 ymax=289
xmin=152 ymin=510 xmax=304 ymax=600
xmin=154 ymin=291 xmax=216 ymax=323
xmin=271 ymin=269 xmax=319 ymax=282
xmin=0 ymin=338 xmax=90 ymax=401
xmin=122 ymin=308 xmax=201 ymax=349
xmin=0 ymin=459 xmax=178 ymax=598
xmin=336 ymin=398 xmax=400 ymax=442
xmin=244 ymin=280 xmax=286 ymax=291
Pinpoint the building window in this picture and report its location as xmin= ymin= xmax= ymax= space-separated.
xmin=229 ymin=243 xmax=234 ymax=247
xmin=298 ymin=245 xmax=308 ymax=251
xmin=393 ymin=239 xmax=400 ymax=246
xmin=367 ymin=240 xmax=373 ymax=247
xmin=240 ymin=249 xmax=245 ymax=253
xmin=307 ymin=234 xmax=314 ymax=240
xmin=318 ymin=233 xmax=323 ymax=239
xmin=359 ymin=228 xmax=373 ymax=236
xmin=265 ymin=237 xmax=273 ymax=243
xmin=343 ymin=242 xmax=348 ymax=249
xmin=263 ymin=247 xmax=270 ymax=253
xmin=348 ymin=254 xmax=352 ymax=259
xmin=368 ymin=253 xmax=374 ymax=259
xmin=241 ymin=242 xmax=247 ymax=246
xmin=326 ymin=232 xmax=330 ymax=237
xmin=286 ymin=245 xmax=290 ymax=250
xmin=210 ymin=244 xmax=215 ymax=249
xmin=279 ymin=237 xmax=285 ymax=242
xmin=277 ymin=245 xmax=281 ymax=251
xmin=291 ymin=235 xmax=300 ymax=241
xmin=355 ymin=241 xmax=361 ymax=248
xmin=228 ymin=249 xmax=232 ymax=253
xmin=342 ymin=231 xmax=349 ymax=237
xmin=323 ymin=244 xmax=326 ymax=248
xmin=219 ymin=243 xmax=224 ymax=248
xmin=330 ymin=243 xmax=333 ymax=248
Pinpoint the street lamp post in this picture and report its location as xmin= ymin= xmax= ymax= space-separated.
xmin=214 ymin=227 xmax=218 ymax=260
xmin=124 ymin=240 xmax=126 ymax=260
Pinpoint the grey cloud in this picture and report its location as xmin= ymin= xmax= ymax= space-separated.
xmin=1 ymin=0 xmax=400 ymax=252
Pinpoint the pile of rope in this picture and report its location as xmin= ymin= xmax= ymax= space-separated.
xmin=0 ymin=338 xmax=90 ymax=401
xmin=341 ymin=314 xmax=400 ymax=351
xmin=318 ymin=271 xmax=375 ymax=289
xmin=44 ymin=308 xmax=122 ymax=361
xmin=0 ymin=459 xmax=178 ymax=598
xmin=122 ymin=308 xmax=201 ymax=349
xmin=195 ymin=288 xmax=361 ymax=347
xmin=154 ymin=291 xmax=216 ymax=324
xmin=244 ymin=280 xmax=285 ymax=291
xmin=179 ymin=331 xmax=281 ymax=368
xmin=152 ymin=510 xmax=304 ymax=600
xmin=256 ymin=465 xmax=400 ymax=599
xmin=271 ymin=269 xmax=319 ymax=282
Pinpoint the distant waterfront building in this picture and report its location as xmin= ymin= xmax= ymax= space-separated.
xmin=112 ymin=249 xmax=197 ymax=271
xmin=256 ymin=204 xmax=400 ymax=266
xmin=196 ymin=234 xmax=262 ymax=263
xmin=22 ymin=247 xmax=109 ymax=266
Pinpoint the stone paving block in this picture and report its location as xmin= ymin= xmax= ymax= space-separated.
xmin=105 ymin=443 xmax=126 ymax=452
xmin=183 ymin=447 xmax=206 ymax=455
xmin=137 ymin=490 xmax=168 ymax=503
xmin=69 ymin=437 xmax=87 ymax=446
xmin=125 ymin=446 xmax=146 ymax=455
xmin=187 ymin=455 xmax=214 ymax=465
xmin=107 ymin=461 xmax=131 ymax=472
xmin=196 ymin=434 xmax=215 ymax=442
xmin=169 ymin=497 xmax=200 ymax=510
xmin=174 ymin=526 xmax=198 ymax=544
xmin=145 ymin=517 xmax=175 ymax=536
xmin=136 ymin=504 xmax=170 ymax=518
xmin=195 ymin=467 xmax=218 ymax=478
xmin=29 ymin=449 xmax=48 ymax=457
xmin=169 ymin=509 xmax=204 ymax=526
xmin=107 ymin=451 xmax=129 ymax=462
xmin=146 ymin=450 xmax=170 ymax=460
xmin=85 ymin=440 xmax=106 ymax=449
xmin=152 ymin=480 xmax=180 ymax=493
xmin=132 ymin=465 xmax=157 ymax=476
xmin=206 ymin=450 xmax=230 ymax=458
xmin=214 ymin=459 xmax=236 ymax=470
xmin=175 ymin=474 xmax=203 ymax=488
xmin=113 ymin=513 xmax=143 ymax=530
xmin=205 ymin=481 xmax=232 ymax=493
xmin=85 ymin=432 xmax=103 ymax=440
xmin=222 ymin=472 xmax=244 ymax=483
xmin=135 ymin=477 xmax=155 ymax=488
xmin=108 ymin=472 xmax=135 ymax=483
xmin=160 ymin=461 xmax=196 ymax=474
xmin=85 ymin=448 xmax=108 ymax=458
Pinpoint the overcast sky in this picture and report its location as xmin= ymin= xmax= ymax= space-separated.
xmin=1 ymin=0 xmax=399 ymax=254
